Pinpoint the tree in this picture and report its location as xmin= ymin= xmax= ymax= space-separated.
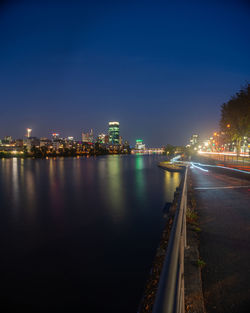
xmin=30 ymin=146 xmax=42 ymax=157
xmin=220 ymin=84 xmax=250 ymax=154
xmin=164 ymin=144 xmax=176 ymax=157
xmin=40 ymin=146 xmax=48 ymax=158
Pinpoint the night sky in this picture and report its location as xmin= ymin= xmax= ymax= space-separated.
xmin=1 ymin=0 xmax=249 ymax=146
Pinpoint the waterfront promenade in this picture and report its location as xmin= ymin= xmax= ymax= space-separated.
xmin=190 ymin=165 xmax=250 ymax=312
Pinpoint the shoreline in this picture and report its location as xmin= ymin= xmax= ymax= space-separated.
xmin=0 ymin=152 xmax=131 ymax=159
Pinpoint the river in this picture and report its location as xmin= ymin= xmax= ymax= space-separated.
xmin=0 ymin=155 xmax=181 ymax=313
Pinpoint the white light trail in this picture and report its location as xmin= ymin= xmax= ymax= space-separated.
xmin=192 ymin=162 xmax=250 ymax=175
xmin=170 ymin=155 xmax=181 ymax=162
xmin=190 ymin=162 xmax=209 ymax=172
xmin=194 ymin=185 xmax=250 ymax=190
xmin=198 ymin=151 xmax=249 ymax=157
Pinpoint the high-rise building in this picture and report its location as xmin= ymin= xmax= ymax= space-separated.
xmin=119 ymin=136 xmax=122 ymax=145
xmin=108 ymin=122 xmax=120 ymax=145
xmin=135 ymin=139 xmax=145 ymax=150
xmin=190 ymin=134 xmax=199 ymax=146
xmin=52 ymin=133 xmax=59 ymax=140
xmin=97 ymin=133 xmax=106 ymax=144
xmin=189 ymin=134 xmax=199 ymax=151
xmin=104 ymin=135 xmax=109 ymax=144
xmin=82 ymin=129 xmax=93 ymax=143
xmin=26 ymin=128 xmax=32 ymax=138
xmin=4 ymin=136 xmax=12 ymax=143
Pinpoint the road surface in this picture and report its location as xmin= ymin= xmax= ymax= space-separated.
xmin=190 ymin=165 xmax=250 ymax=313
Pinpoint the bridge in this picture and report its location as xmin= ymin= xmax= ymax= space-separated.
xmin=131 ymin=148 xmax=165 ymax=154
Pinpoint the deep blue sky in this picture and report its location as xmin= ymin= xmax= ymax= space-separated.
xmin=1 ymin=0 xmax=249 ymax=146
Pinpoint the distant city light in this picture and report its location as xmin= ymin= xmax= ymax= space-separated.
xmin=26 ymin=128 xmax=32 ymax=138
xmin=198 ymin=151 xmax=249 ymax=157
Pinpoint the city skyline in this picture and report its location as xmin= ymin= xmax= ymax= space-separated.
xmin=1 ymin=1 xmax=250 ymax=146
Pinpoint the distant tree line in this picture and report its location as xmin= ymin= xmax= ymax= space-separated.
xmin=164 ymin=144 xmax=176 ymax=157
xmin=0 ymin=144 xmax=131 ymax=158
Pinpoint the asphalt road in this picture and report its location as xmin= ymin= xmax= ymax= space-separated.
xmin=190 ymin=165 xmax=250 ymax=313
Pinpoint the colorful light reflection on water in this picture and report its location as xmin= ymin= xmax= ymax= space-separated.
xmin=0 ymin=155 xmax=181 ymax=313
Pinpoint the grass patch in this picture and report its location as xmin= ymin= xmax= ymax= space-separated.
xmin=194 ymin=226 xmax=201 ymax=232
xmin=186 ymin=207 xmax=198 ymax=224
xmin=197 ymin=258 xmax=206 ymax=268
xmin=190 ymin=197 xmax=196 ymax=208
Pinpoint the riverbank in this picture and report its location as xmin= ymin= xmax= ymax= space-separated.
xmin=0 ymin=151 xmax=131 ymax=159
xmin=138 ymin=166 xmax=205 ymax=313
xmin=138 ymin=183 xmax=180 ymax=313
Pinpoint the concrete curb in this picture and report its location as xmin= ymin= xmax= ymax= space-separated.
xmin=185 ymin=225 xmax=206 ymax=313
xmin=184 ymin=175 xmax=206 ymax=313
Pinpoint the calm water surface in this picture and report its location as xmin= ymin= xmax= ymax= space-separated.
xmin=0 ymin=155 xmax=181 ymax=313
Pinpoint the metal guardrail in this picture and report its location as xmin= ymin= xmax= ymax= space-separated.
xmin=152 ymin=166 xmax=188 ymax=313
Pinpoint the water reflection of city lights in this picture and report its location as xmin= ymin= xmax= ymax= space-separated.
xmin=164 ymin=171 xmax=181 ymax=202
xmin=106 ymin=156 xmax=126 ymax=222
xmin=135 ymin=156 xmax=145 ymax=201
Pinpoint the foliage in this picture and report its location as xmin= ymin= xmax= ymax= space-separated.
xmin=220 ymin=84 xmax=250 ymax=152
xmin=30 ymin=146 xmax=43 ymax=157
xmin=186 ymin=207 xmax=198 ymax=224
xmin=194 ymin=226 xmax=201 ymax=232
xmin=197 ymin=258 xmax=206 ymax=268
xmin=164 ymin=144 xmax=176 ymax=157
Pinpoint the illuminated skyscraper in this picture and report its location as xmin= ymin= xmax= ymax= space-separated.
xmin=52 ymin=133 xmax=59 ymax=139
xmin=26 ymin=128 xmax=32 ymax=138
xmin=135 ymin=139 xmax=145 ymax=150
xmin=97 ymin=133 xmax=106 ymax=144
xmin=190 ymin=134 xmax=199 ymax=146
xmin=82 ymin=129 xmax=93 ymax=143
xmin=108 ymin=122 xmax=120 ymax=145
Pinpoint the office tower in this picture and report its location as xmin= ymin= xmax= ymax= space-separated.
xmin=26 ymin=128 xmax=32 ymax=138
xmin=89 ymin=129 xmax=94 ymax=143
xmin=52 ymin=133 xmax=59 ymax=140
xmin=108 ymin=122 xmax=120 ymax=145
xmin=119 ymin=136 xmax=122 ymax=145
xmin=97 ymin=133 xmax=106 ymax=144
xmin=135 ymin=139 xmax=145 ymax=150
xmin=4 ymin=136 xmax=12 ymax=143
xmin=82 ymin=129 xmax=93 ymax=143
xmin=190 ymin=134 xmax=199 ymax=146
